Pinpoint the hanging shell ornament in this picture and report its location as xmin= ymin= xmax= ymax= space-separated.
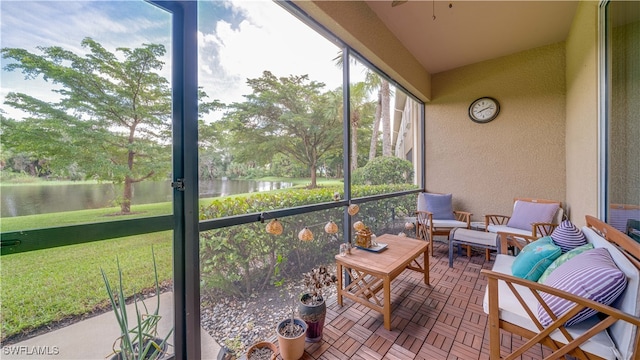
xmin=324 ymin=221 xmax=339 ymax=234
xmin=398 ymin=232 xmax=407 ymax=237
xmin=405 ymin=222 xmax=415 ymax=230
xmin=347 ymin=204 xmax=360 ymax=216
xmin=353 ymin=221 xmax=366 ymax=232
xmin=298 ymin=227 xmax=314 ymax=242
xmin=265 ymin=219 xmax=283 ymax=235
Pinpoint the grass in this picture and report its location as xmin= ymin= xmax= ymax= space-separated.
xmin=0 ymin=176 xmax=343 ymax=341
xmin=1 ymin=232 xmax=172 ymax=341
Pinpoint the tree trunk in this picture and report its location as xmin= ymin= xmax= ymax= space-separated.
xmin=122 ymin=176 xmax=132 ymax=214
xmin=369 ymin=92 xmax=382 ymax=160
xmin=381 ymin=80 xmax=392 ymax=156
xmin=351 ymin=111 xmax=359 ymax=171
xmin=122 ymin=133 xmax=135 ymax=214
xmin=309 ymin=163 xmax=317 ymax=188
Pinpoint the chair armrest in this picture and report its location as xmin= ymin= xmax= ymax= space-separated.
xmin=482 ymin=268 xmax=640 ymax=359
xmin=531 ymin=222 xmax=559 ymax=237
xmin=497 ymin=231 xmax=538 ymax=254
xmin=415 ymin=211 xmax=433 ymax=240
xmin=453 ymin=211 xmax=472 ymax=227
xmin=415 ymin=210 xmax=433 ymax=221
xmin=485 ymin=214 xmax=510 ymax=230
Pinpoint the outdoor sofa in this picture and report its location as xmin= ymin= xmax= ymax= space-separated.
xmin=482 ymin=215 xmax=640 ymax=359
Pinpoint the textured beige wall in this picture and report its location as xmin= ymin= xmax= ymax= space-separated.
xmin=293 ymin=1 xmax=432 ymax=101
xmin=426 ymin=43 xmax=567 ymax=221
xmin=565 ymin=1 xmax=599 ymax=226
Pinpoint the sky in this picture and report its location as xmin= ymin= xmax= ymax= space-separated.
xmin=0 ymin=0 xmax=367 ymax=122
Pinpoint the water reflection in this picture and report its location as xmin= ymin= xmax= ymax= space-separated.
xmin=1 ymin=179 xmax=292 ymax=217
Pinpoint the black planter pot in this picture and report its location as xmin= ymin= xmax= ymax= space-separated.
xmin=298 ymin=294 xmax=327 ymax=343
xmin=109 ymin=337 xmax=169 ymax=360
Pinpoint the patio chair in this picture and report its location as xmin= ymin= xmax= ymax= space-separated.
xmin=415 ymin=192 xmax=471 ymax=256
xmin=610 ymin=203 xmax=640 ymax=233
xmin=484 ymin=197 xmax=563 ymax=242
xmin=628 ymin=219 xmax=640 ymax=242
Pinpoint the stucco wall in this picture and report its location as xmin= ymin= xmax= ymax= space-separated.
xmin=426 ymin=43 xmax=567 ymax=221
xmin=565 ymin=1 xmax=599 ymax=226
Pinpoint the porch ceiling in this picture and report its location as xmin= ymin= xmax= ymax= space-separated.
xmin=365 ymin=1 xmax=579 ymax=74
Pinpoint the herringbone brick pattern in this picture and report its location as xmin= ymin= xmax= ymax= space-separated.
xmin=283 ymin=240 xmax=554 ymax=360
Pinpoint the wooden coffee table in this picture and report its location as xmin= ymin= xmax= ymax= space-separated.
xmin=334 ymin=234 xmax=429 ymax=330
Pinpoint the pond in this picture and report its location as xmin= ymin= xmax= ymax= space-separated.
xmin=0 ymin=179 xmax=292 ymax=217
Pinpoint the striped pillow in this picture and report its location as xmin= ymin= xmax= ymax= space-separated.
xmin=551 ymin=220 xmax=587 ymax=253
xmin=537 ymin=247 xmax=627 ymax=327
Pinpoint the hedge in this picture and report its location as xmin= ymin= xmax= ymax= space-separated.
xmin=199 ymin=184 xmax=417 ymax=299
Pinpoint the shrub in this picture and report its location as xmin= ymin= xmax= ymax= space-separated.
xmin=352 ymin=156 xmax=414 ymax=185
xmin=199 ymin=184 xmax=417 ymax=299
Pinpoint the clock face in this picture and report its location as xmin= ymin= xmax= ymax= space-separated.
xmin=469 ymin=97 xmax=500 ymax=123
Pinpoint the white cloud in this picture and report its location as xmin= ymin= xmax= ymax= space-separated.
xmin=1 ymin=0 xmax=363 ymax=123
xmin=197 ymin=1 xmax=343 ymax=111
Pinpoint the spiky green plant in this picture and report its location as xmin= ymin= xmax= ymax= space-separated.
xmin=101 ymin=248 xmax=173 ymax=359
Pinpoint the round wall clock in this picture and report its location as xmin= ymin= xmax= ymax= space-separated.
xmin=468 ymin=97 xmax=500 ymax=123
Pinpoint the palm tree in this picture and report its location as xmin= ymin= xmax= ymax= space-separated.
xmin=349 ymin=82 xmax=373 ymax=169
xmin=334 ymin=52 xmax=393 ymax=160
xmin=324 ymin=84 xmax=374 ymax=171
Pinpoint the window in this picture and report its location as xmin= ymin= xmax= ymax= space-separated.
xmin=0 ymin=1 xmax=175 ymax=358
xmin=348 ymin=55 xmax=422 ymax=193
xmin=602 ymin=0 xmax=640 ymax=240
xmin=197 ymin=1 xmax=343 ymax=218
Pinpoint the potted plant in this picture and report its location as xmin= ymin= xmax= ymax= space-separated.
xmin=246 ymin=340 xmax=277 ymax=360
xmin=275 ymin=307 xmax=307 ymax=360
xmin=101 ymin=248 xmax=173 ymax=360
xmin=298 ymin=266 xmax=337 ymax=343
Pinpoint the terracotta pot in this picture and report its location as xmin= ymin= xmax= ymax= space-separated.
xmin=246 ymin=341 xmax=277 ymax=360
xmin=275 ymin=318 xmax=307 ymax=360
xmin=298 ymin=294 xmax=326 ymax=343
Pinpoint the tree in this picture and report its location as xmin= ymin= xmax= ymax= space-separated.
xmin=333 ymin=52 xmax=393 ymax=159
xmin=379 ymin=80 xmax=392 ymax=157
xmin=352 ymin=156 xmax=413 ymax=185
xmin=1 ymin=38 xmax=204 ymax=214
xmin=223 ymin=71 xmax=342 ymax=188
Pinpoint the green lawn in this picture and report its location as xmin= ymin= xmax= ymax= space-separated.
xmin=0 ymin=177 xmax=343 ymax=341
xmin=1 ymin=232 xmax=172 ymax=340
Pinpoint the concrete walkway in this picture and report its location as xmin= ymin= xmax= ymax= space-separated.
xmin=1 ymin=293 xmax=221 ymax=360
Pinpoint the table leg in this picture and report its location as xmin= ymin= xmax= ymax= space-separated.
xmin=383 ymin=275 xmax=391 ymax=330
xmin=424 ymin=247 xmax=430 ymax=285
xmin=337 ymin=262 xmax=343 ymax=306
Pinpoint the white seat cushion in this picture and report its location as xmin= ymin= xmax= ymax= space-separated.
xmin=429 ymin=219 xmax=467 ymax=228
xmin=450 ymin=228 xmax=498 ymax=247
xmin=487 ymin=224 xmax=533 ymax=237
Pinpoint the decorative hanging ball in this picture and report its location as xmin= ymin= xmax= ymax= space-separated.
xmin=347 ymin=204 xmax=360 ymax=216
xmin=324 ymin=221 xmax=339 ymax=234
xmin=298 ymin=227 xmax=314 ymax=242
xmin=353 ymin=221 xmax=366 ymax=232
xmin=398 ymin=232 xmax=407 ymax=237
xmin=265 ymin=219 xmax=283 ymax=235
xmin=405 ymin=222 xmax=415 ymax=230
